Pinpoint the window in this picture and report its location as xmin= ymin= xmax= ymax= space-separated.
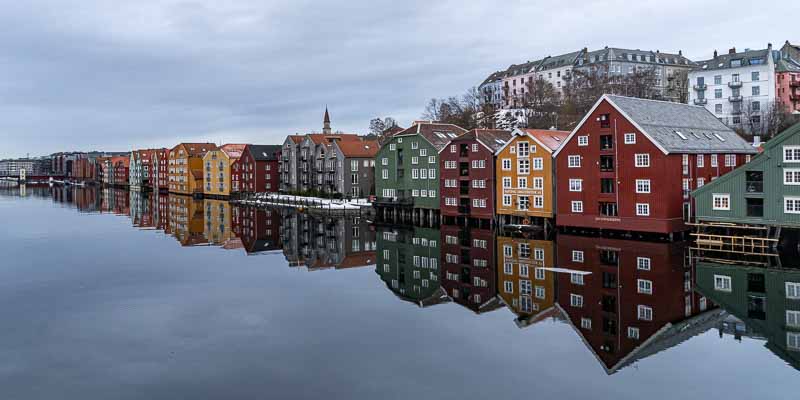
xmin=517 ymin=142 xmax=530 ymax=157
xmin=533 ymin=195 xmax=543 ymax=208
xmin=572 ymin=250 xmax=584 ymax=262
xmin=518 ymin=196 xmax=530 ymax=210
xmin=571 ymin=201 xmax=583 ymax=213
xmin=637 ymin=279 xmax=653 ymax=295
xmin=535 ymin=286 xmax=546 ymax=299
xmin=504 ymin=263 xmax=513 ymax=275
xmin=503 ymin=195 xmax=512 ymax=206
xmin=752 ymin=71 xmax=760 ymax=81
xmin=504 ymin=281 xmax=513 ymax=293
xmin=715 ymin=104 xmax=723 ymax=114
xmin=714 ymin=274 xmax=732 ymax=292
xmin=637 ymin=257 xmax=651 ymax=271
xmin=532 ymin=158 xmax=543 ymax=170
xmin=713 ymin=194 xmax=730 ymax=210
xmin=628 ymin=327 xmax=640 ymax=339
xmin=624 ymin=133 xmax=636 ymax=144
xmin=724 ymin=154 xmax=736 ymax=167
xmin=419 ymin=148 xmax=427 ymax=157
xmin=444 ymin=160 xmax=457 ymax=169
xmin=381 ymin=158 xmax=388 ymax=166
xmin=636 ymin=203 xmax=650 ymax=216
xmin=533 ymin=177 xmax=543 ymax=190
xmin=501 ymin=177 xmax=512 ymax=188
xmin=787 ymin=282 xmax=800 ymax=299
xmin=581 ymin=318 xmax=592 ymax=330
xmin=714 ymin=75 xmax=722 ymax=85
xmin=787 ymin=310 xmax=800 ymax=328
xmin=534 ymin=248 xmax=544 ymax=261
xmin=697 ymin=178 xmax=705 ymax=188
xmin=786 ymin=169 xmax=800 ymax=185
xmin=578 ymin=136 xmax=589 ymax=146
xmin=784 ymin=146 xmax=800 ymax=162
xmin=785 ymin=197 xmax=800 ymax=214
xmin=569 ymin=179 xmax=582 ymax=192
xmin=752 ymin=86 xmax=760 ymax=96
xmin=502 ymin=158 xmax=511 ymax=170
xmin=635 ymin=179 xmax=650 ymax=193
xmin=635 ymin=153 xmax=650 ymax=167
xmin=389 ymin=144 xmax=396 ymax=151
xmin=517 ymin=177 xmax=527 ymax=189
xmin=517 ymin=159 xmax=530 ymax=174
xmin=637 ymin=305 xmax=653 ymax=321
xmin=520 ymin=280 xmax=532 ymax=295
xmin=711 ymin=154 xmax=718 ymax=167
xmin=534 ymin=267 xmax=545 ymax=280
xmin=570 ymin=294 xmax=584 ymax=308
xmin=428 ymin=156 xmax=436 ymax=164
xmin=697 ymin=154 xmax=704 ymax=168
xmin=381 ymin=169 xmax=388 ymax=180
xmin=568 ymin=155 xmax=581 ymax=168
xmin=411 ymin=156 xmax=418 ymax=165
xmin=789 ymin=332 xmax=800 ymax=351
xmin=571 ymin=273 xmax=584 ymax=285
xmin=471 ymin=144 xmax=478 ymax=153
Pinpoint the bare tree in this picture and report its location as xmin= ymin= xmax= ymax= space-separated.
xmin=522 ymin=77 xmax=561 ymax=129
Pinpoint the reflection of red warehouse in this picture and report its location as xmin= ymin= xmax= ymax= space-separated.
xmin=554 ymin=95 xmax=756 ymax=235
xmin=440 ymin=225 xmax=499 ymax=313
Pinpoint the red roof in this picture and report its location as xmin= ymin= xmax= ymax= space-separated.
xmin=336 ymin=139 xmax=380 ymax=158
xmin=306 ymin=133 xmax=361 ymax=145
xmin=219 ymin=144 xmax=247 ymax=159
xmin=171 ymin=143 xmax=218 ymax=157
xmin=522 ymin=129 xmax=570 ymax=152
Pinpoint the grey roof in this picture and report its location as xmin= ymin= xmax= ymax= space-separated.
xmin=450 ymin=129 xmax=512 ymax=152
xmin=537 ymin=50 xmax=582 ymax=71
xmin=606 ymin=95 xmax=757 ymax=154
xmin=777 ymin=57 xmax=800 ymax=73
xmin=396 ymin=123 xmax=468 ymax=151
xmin=247 ymin=144 xmax=281 ymax=161
xmin=504 ymin=59 xmax=543 ymax=77
xmin=583 ymin=47 xmax=694 ymax=67
xmin=479 ymin=70 xmax=505 ymax=87
xmin=696 ymin=48 xmax=770 ymax=71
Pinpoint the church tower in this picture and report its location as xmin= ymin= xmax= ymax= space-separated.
xmin=323 ymin=107 xmax=332 ymax=134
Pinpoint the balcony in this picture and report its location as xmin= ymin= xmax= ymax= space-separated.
xmin=728 ymin=95 xmax=743 ymax=102
xmin=728 ymin=81 xmax=742 ymax=88
xmin=790 ymin=80 xmax=800 ymax=88
xmin=693 ymin=98 xmax=708 ymax=105
xmin=693 ymin=84 xmax=707 ymax=91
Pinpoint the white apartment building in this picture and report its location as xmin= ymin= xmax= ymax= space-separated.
xmin=689 ymin=45 xmax=777 ymax=133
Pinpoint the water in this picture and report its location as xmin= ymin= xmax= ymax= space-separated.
xmin=0 ymin=185 xmax=797 ymax=399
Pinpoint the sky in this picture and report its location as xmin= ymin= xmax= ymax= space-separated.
xmin=0 ymin=0 xmax=798 ymax=159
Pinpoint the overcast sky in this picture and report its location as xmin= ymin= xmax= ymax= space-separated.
xmin=0 ymin=0 xmax=797 ymax=158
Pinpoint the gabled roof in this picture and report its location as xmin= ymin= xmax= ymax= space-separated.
xmin=555 ymin=95 xmax=757 ymax=157
xmin=395 ymin=122 xmax=468 ymax=151
xmin=247 ymin=145 xmax=281 ymax=161
xmin=444 ymin=129 xmax=512 ymax=153
xmin=497 ymin=128 xmax=569 ymax=155
xmin=335 ymin=139 xmax=380 ymax=158
xmin=219 ymin=144 xmax=247 ymax=160
xmin=286 ymin=135 xmax=304 ymax=144
xmin=537 ymin=50 xmax=582 ymax=71
xmin=172 ymin=143 xmax=218 ymax=157
xmin=504 ymin=59 xmax=543 ymax=77
xmin=777 ymin=57 xmax=800 ymax=73
xmin=306 ymin=133 xmax=361 ymax=145
xmin=479 ymin=70 xmax=505 ymax=86
xmin=695 ymin=48 xmax=770 ymax=71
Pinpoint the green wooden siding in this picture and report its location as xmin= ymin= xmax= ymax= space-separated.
xmin=696 ymin=262 xmax=800 ymax=368
xmin=375 ymin=134 xmax=440 ymax=210
xmin=693 ymin=123 xmax=800 ymax=227
xmin=375 ymin=226 xmax=442 ymax=304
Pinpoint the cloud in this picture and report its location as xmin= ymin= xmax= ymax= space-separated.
xmin=0 ymin=0 xmax=796 ymax=158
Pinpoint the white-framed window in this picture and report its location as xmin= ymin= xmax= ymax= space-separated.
xmin=381 ymin=169 xmax=388 ymax=180
xmin=502 ymin=177 xmax=512 ymax=188
xmin=697 ymin=178 xmax=705 ymax=188
xmin=568 ymin=155 xmax=581 ymax=168
xmin=532 ymin=158 xmax=543 ymax=170
xmin=518 ymin=196 xmax=529 ymax=210
xmin=637 ymin=257 xmax=651 ymax=271
xmin=429 ymin=169 xmax=435 ymax=179
xmin=714 ymin=274 xmax=732 ymax=292
xmin=635 ymin=179 xmax=650 ymax=193
xmin=444 ymin=160 xmax=457 ymax=169
xmin=503 ymin=245 xmax=513 ymax=257
xmin=533 ymin=177 xmax=543 ymax=189
xmin=420 ymin=189 xmax=427 ymax=197
xmin=711 ymin=154 xmax=718 ymax=167
xmin=636 ymin=203 xmax=650 ymax=216
xmin=624 ymin=133 xmax=636 ymax=144
xmin=637 ymin=279 xmax=653 ymax=295
xmin=419 ymin=148 xmax=427 ymax=157
xmin=381 ymin=158 xmax=388 ymax=166
xmin=571 ymin=201 xmax=583 ymax=213
xmin=428 ymin=156 xmax=436 ymax=164
xmin=570 ymin=294 xmax=584 ymax=308
xmin=517 ymin=177 xmax=527 ymax=189
xmin=787 ymin=282 xmax=800 ymax=299
xmin=635 ymin=153 xmax=650 ymax=167
xmin=784 ymin=146 xmax=800 ymax=162
xmin=697 ymin=154 xmax=704 ymax=168
xmin=533 ymin=195 xmax=543 ymax=208
xmin=472 ymin=144 xmax=478 ymax=153
xmin=504 ymin=281 xmax=513 ymax=293
xmin=534 ymin=285 xmax=546 ymax=299
xmin=637 ymin=305 xmax=653 ymax=321
xmin=518 ymin=142 xmax=530 ymax=157
xmin=518 ymin=159 xmax=530 ymax=174
xmin=503 ymin=195 xmax=512 ymax=206
xmin=504 ymin=263 xmax=513 ymax=275
xmin=788 ymin=332 xmax=800 ymax=351
xmin=411 ymin=169 xmax=419 ymax=179
xmin=578 ymin=135 xmax=589 ymax=146
xmin=519 ymin=264 xmax=529 ymax=277
xmin=520 ymin=280 xmax=532 ymax=295
xmin=428 ymin=189 xmax=435 ymax=197
xmin=571 ymin=273 xmax=584 ymax=285
xmin=580 ymin=318 xmax=592 ymax=330
xmin=628 ymin=327 xmax=640 ymax=339
xmin=571 ymin=250 xmax=584 ymax=262
xmin=450 ymin=144 xmax=456 ymax=153
xmin=713 ymin=194 xmax=730 ymax=210
xmin=534 ymin=247 xmax=544 ymax=261
xmin=534 ymin=267 xmax=545 ymax=280
xmin=444 ymin=197 xmax=456 ymax=206
xmin=569 ymin=179 xmax=582 ymax=192
xmin=785 ymin=197 xmax=800 ymax=214
xmin=725 ymin=154 xmax=736 ymax=167
xmin=785 ymin=169 xmax=800 ymax=185
xmin=412 ymin=141 xmax=419 ymax=150
xmin=411 ymin=156 xmax=418 ymax=165
xmin=786 ymin=310 xmax=800 ymax=328
xmin=420 ymin=169 xmax=427 ymax=179
xmin=389 ymin=144 xmax=396 ymax=151
xmin=502 ymin=158 xmax=511 ymax=170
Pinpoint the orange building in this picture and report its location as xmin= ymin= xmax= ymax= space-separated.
xmin=496 ymin=234 xmax=556 ymax=328
xmin=168 ymin=143 xmax=217 ymax=196
xmin=495 ymin=128 xmax=569 ymax=227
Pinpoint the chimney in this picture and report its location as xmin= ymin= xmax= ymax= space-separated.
xmin=729 ymin=47 xmax=736 ymax=54
xmin=713 ymin=49 xmax=718 ymax=58
xmin=753 ymin=136 xmax=761 ymax=147
xmin=768 ymin=42 xmax=773 ymax=50
xmin=679 ymin=50 xmax=682 ymax=56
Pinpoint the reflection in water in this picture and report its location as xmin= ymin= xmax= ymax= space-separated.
xmin=696 ymin=262 xmax=800 ymax=370
xmin=3 ymin=184 xmax=800 ymax=377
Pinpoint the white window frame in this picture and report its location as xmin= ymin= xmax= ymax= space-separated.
xmin=624 ymin=133 xmax=636 ymax=144
xmin=784 ymin=146 xmax=800 ymax=163
xmin=567 ymin=155 xmax=581 ymax=168
xmin=637 ymin=305 xmax=653 ymax=321
xmin=569 ymin=179 xmax=582 ymax=192
xmin=571 ymin=250 xmax=584 ymax=263
xmin=635 ymin=179 xmax=651 ymax=193
xmin=714 ymin=274 xmax=732 ymax=292
xmin=502 ymin=158 xmax=511 ymax=171
xmin=636 ymin=203 xmax=650 ymax=216
xmin=635 ymin=153 xmax=650 ymax=167
xmin=784 ymin=169 xmax=800 ymax=185
xmin=637 ymin=257 xmax=651 ymax=271
xmin=637 ymin=279 xmax=653 ymax=295
xmin=577 ymin=136 xmax=589 ymax=146
xmin=571 ymin=201 xmax=583 ymax=213
xmin=785 ymin=197 xmax=800 ymax=214
xmin=712 ymin=194 xmax=730 ymax=211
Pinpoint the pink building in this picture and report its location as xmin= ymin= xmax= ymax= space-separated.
xmin=776 ymin=42 xmax=800 ymax=114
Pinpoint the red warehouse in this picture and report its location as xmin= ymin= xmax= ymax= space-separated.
xmin=152 ymin=148 xmax=169 ymax=191
xmin=554 ymin=95 xmax=757 ymax=236
xmin=439 ymin=129 xmax=512 ymax=227
xmin=234 ymin=144 xmax=281 ymax=194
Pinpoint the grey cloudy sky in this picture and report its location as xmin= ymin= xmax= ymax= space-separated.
xmin=1 ymin=0 xmax=797 ymax=158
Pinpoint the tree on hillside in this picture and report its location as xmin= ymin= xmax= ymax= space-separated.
xmin=367 ymin=117 xmax=400 ymax=145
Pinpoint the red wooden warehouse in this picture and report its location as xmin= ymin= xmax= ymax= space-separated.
xmin=554 ymin=95 xmax=756 ymax=237
xmin=439 ymin=129 xmax=511 ymax=227
xmin=233 ymin=144 xmax=281 ymax=194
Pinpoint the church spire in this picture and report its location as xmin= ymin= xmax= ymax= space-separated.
xmin=323 ymin=106 xmax=331 ymax=134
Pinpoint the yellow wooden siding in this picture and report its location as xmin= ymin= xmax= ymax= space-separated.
xmin=495 ymin=135 xmax=555 ymax=219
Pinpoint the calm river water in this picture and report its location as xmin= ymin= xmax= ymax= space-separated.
xmin=0 ymin=184 xmax=797 ymax=399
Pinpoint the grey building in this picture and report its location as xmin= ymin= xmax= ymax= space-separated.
xmin=324 ymin=139 xmax=379 ymax=198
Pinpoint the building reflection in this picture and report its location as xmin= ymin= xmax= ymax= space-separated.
xmin=696 ymin=261 xmax=800 ymax=370
xmin=496 ymin=232 xmax=557 ymax=327
xmin=555 ymin=235 xmax=724 ymax=374
xmin=203 ymin=199 xmax=232 ymax=245
xmin=129 ymin=190 xmax=155 ymax=229
xmin=281 ymin=212 xmax=376 ymax=270
xmin=440 ymin=225 xmax=501 ymax=314
xmin=231 ymin=206 xmax=281 ymax=254
xmin=376 ymin=226 xmax=448 ymax=308
xmin=168 ymin=194 xmax=206 ymax=246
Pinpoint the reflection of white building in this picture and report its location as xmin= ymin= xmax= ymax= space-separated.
xmin=0 ymin=159 xmax=36 ymax=177
xmin=689 ymin=45 xmax=777 ymax=133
